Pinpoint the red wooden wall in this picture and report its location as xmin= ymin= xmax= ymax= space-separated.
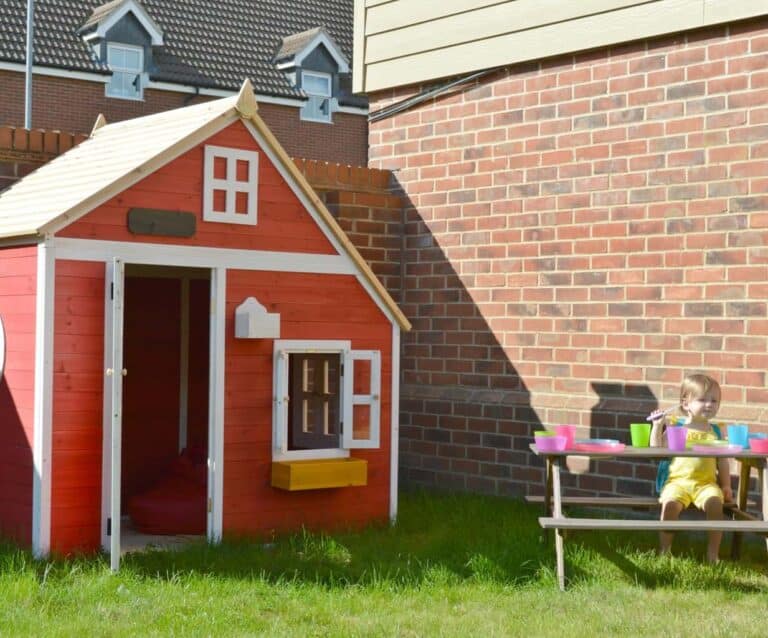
xmin=0 ymin=246 xmax=37 ymax=545
xmin=224 ymin=270 xmax=392 ymax=537
xmin=50 ymin=260 xmax=105 ymax=553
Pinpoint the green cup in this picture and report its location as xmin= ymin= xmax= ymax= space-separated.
xmin=630 ymin=423 xmax=651 ymax=447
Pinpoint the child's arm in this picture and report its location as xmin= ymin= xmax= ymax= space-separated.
xmin=717 ymin=457 xmax=733 ymax=503
xmin=649 ymin=416 xmax=666 ymax=447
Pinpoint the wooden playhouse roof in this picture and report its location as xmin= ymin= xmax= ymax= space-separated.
xmin=0 ymin=80 xmax=410 ymax=330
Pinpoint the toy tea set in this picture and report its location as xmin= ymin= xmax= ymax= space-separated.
xmin=534 ymin=419 xmax=768 ymax=453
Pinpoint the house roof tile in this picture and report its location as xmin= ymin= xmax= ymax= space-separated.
xmin=0 ymin=0 xmax=358 ymax=99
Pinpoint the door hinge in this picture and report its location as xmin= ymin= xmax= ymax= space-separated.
xmin=110 ymin=282 xmax=114 ymax=300
xmin=208 ymin=497 xmax=212 ymax=513
xmin=107 ymin=517 xmax=111 ymax=536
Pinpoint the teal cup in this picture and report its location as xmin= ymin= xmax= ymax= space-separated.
xmin=727 ymin=424 xmax=749 ymax=448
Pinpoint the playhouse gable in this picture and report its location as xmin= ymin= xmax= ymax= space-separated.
xmin=58 ymin=119 xmax=338 ymax=256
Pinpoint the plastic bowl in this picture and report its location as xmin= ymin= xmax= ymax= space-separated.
xmin=535 ymin=435 xmax=567 ymax=452
xmin=748 ymin=432 xmax=768 ymax=440
xmin=749 ymin=437 xmax=768 ymax=454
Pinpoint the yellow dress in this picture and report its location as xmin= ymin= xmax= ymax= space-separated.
xmin=659 ymin=427 xmax=723 ymax=509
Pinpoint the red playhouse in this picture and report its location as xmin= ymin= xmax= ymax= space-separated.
xmin=0 ymin=81 xmax=410 ymax=569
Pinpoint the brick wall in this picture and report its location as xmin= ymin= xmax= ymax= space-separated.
xmin=0 ymin=70 xmax=368 ymax=166
xmin=368 ymin=18 xmax=768 ymax=496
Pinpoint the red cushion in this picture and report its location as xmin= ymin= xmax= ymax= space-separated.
xmin=128 ymin=455 xmax=207 ymax=535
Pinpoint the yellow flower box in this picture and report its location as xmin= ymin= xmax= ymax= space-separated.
xmin=271 ymin=458 xmax=368 ymax=491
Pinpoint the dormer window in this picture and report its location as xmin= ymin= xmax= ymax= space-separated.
xmin=301 ymin=71 xmax=332 ymax=123
xmin=274 ymin=27 xmax=350 ymax=126
xmin=106 ymin=44 xmax=144 ymax=100
xmin=78 ymin=0 xmax=163 ymax=102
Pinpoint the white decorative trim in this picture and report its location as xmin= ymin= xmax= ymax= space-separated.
xmin=208 ymin=268 xmax=226 ymax=543
xmin=203 ymin=145 xmax=258 ymax=225
xmin=89 ymin=0 xmax=164 ymax=46
xmin=389 ymin=324 xmax=400 ymax=523
xmin=293 ymin=31 xmax=350 ymax=73
xmin=32 ymin=239 xmax=55 ymax=557
xmin=53 ymin=238 xmax=356 ymax=274
xmin=235 ymin=297 xmax=280 ymax=338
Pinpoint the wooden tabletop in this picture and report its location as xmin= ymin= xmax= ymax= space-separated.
xmin=529 ymin=443 xmax=768 ymax=460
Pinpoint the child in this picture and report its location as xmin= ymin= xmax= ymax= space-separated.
xmin=649 ymin=373 xmax=733 ymax=563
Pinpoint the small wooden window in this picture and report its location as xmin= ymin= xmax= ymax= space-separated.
xmin=273 ymin=341 xmax=382 ymax=461
xmin=203 ymin=145 xmax=258 ymax=225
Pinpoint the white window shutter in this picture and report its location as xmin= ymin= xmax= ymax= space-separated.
xmin=273 ymin=349 xmax=289 ymax=454
xmin=342 ymin=350 xmax=381 ymax=449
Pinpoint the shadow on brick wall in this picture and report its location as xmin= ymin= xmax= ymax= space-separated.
xmin=386 ymin=183 xmax=544 ymax=498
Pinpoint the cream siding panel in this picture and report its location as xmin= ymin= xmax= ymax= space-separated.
xmin=358 ymin=0 xmax=768 ymax=93
xmin=365 ymin=0 xmax=647 ymax=39
xmin=0 ymin=97 xmax=237 ymax=238
xmin=365 ymin=0 xmax=504 ymax=34
xmin=704 ymin=0 xmax=768 ymax=22
xmin=365 ymin=0 xmax=655 ymax=63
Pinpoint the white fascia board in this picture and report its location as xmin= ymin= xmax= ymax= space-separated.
xmin=336 ymin=105 xmax=369 ymax=115
xmin=53 ymin=238 xmax=357 ymax=275
xmin=0 ymin=61 xmax=110 ymax=84
xmin=0 ymin=63 xmax=308 ymax=107
xmin=96 ymin=0 xmax=164 ymax=46
xmin=295 ymin=32 xmax=351 ymax=73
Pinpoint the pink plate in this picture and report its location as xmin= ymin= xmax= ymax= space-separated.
xmin=692 ymin=444 xmax=742 ymax=454
xmin=573 ymin=442 xmax=626 ymax=453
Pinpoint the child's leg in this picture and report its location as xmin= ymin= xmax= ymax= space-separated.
xmin=659 ymin=499 xmax=683 ymax=554
xmin=703 ymin=495 xmax=724 ymax=563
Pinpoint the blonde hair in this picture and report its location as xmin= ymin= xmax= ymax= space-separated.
xmin=679 ymin=373 xmax=721 ymax=405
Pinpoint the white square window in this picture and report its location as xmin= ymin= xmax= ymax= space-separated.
xmin=203 ymin=145 xmax=258 ymax=225
xmin=300 ymin=71 xmax=333 ymax=123
xmin=106 ymin=43 xmax=144 ymax=100
xmin=273 ymin=340 xmax=381 ymax=461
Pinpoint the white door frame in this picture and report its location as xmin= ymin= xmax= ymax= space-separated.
xmin=108 ymin=258 xmax=125 ymax=571
xmin=99 ymin=260 xmax=226 ymax=563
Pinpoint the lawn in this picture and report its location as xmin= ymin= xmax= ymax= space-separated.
xmin=1 ymin=491 xmax=766 ymax=637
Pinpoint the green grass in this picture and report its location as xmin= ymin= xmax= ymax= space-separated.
xmin=1 ymin=491 xmax=767 ymax=636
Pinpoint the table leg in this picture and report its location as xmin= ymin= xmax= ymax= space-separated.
xmin=543 ymin=457 xmax=553 ymax=542
xmin=761 ymin=462 xmax=768 ymax=554
xmin=551 ymin=456 xmax=565 ymax=591
xmin=731 ymin=460 xmax=751 ymax=560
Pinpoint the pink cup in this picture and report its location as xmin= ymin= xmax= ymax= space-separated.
xmin=554 ymin=424 xmax=577 ymax=449
xmin=667 ymin=426 xmax=688 ymax=451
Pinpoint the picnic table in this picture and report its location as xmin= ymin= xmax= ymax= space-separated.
xmin=529 ymin=444 xmax=768 ymax=590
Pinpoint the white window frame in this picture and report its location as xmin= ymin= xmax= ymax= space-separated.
xmin=203 ymin=145 xmax=259 ymax=225
xmin=300 ymin=71 xmax=333 ymax=123
xmin=273 ymin=340 xmax=381 ymax=461
xmin=105 ymin=43 xmax=145 ymax=101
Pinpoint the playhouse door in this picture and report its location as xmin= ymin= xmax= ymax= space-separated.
xmin=106 ymin=258 xmax=125 ymax=570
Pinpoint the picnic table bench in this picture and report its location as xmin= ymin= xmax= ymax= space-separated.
xmin=530 ymin=444 xmax=768 ymax=591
